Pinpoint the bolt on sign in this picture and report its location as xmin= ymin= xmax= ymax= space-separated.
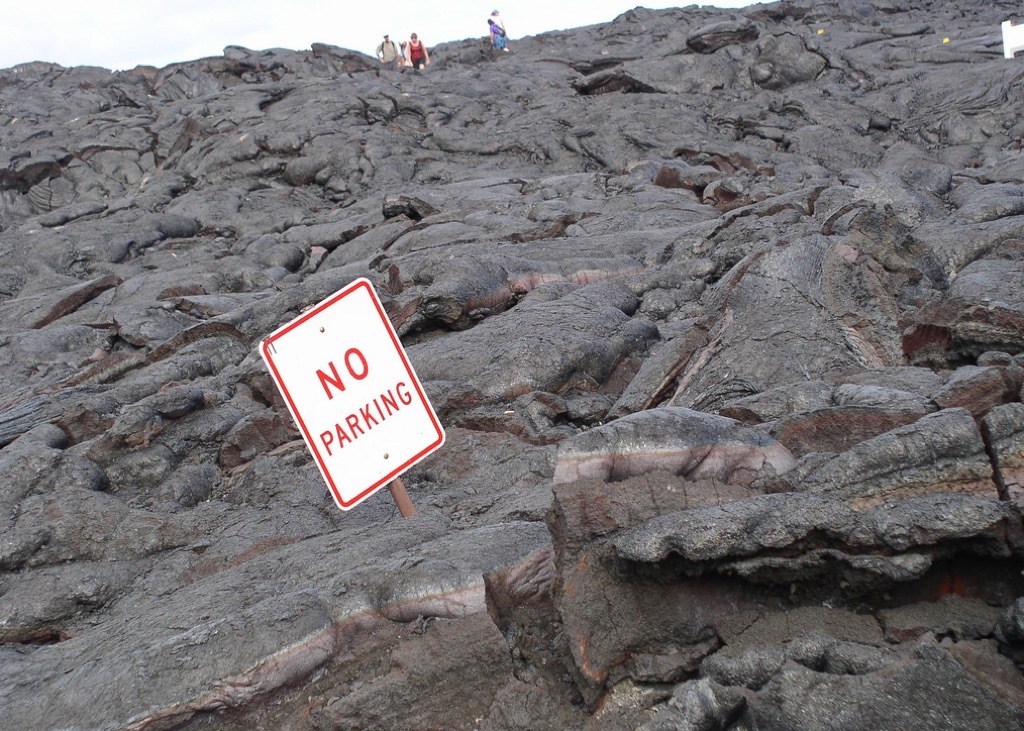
xmin=260 ymin=278 xmax=445 ymax=511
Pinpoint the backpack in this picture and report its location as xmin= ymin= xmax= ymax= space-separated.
xmin=495 ymin=27 xmax=506 ymax=38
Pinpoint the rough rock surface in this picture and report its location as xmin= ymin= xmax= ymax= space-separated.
xmin=3 ymin=1 xmax=1024 ymax=729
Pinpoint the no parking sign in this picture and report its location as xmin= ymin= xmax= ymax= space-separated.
xmin=260 ymin=278 xmax=445 ymax=511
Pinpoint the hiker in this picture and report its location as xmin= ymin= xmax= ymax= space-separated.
xmin=407 ymin=33 xmax=430 ymax=69
xmin=376 ymin=34 xmax=401 ymax=69
xmin=488 ymin=18 xmax=508 ymax=52
xmin=490 ymin=9 xmax=506 ymax=34
xmin=399 ymin=41 xmax=410 ymax=67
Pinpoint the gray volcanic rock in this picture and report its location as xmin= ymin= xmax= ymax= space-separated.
xmin=552 ymin=406 xmax=795 ymax=484
xmin=768 ymin=407 xmax=1000 ymax=508
xmin=3 ymin=1 xmax=1024 ymax=729
xmin=643 ymin=637 xmax=1024 ymax=731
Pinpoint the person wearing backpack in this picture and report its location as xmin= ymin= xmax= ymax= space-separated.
xmin=490 ymin=9 xmax=506 ymax=34
xmin=488 ymin=19 xmax=508 ymax=52
xmin=376 ymin=34 xmax=401 ymax=69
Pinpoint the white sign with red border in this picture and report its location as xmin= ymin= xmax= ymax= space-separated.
xmin=260 ymin=278 xmax=445 ymax=510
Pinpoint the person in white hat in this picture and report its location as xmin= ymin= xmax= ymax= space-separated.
xmin=490 ymin=9 xmax=508 ymax=51
xmin=376 ymin=34 xmax=402 ymax=69
xmin=490 ymin=9 xmax=506 ymax=34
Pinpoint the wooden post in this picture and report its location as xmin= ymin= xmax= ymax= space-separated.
xmin=388 ymin=477 xmax=416 ymax=517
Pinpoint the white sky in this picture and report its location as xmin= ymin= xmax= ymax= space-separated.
xmin=2 ymin=1 xmax=753 ymax=72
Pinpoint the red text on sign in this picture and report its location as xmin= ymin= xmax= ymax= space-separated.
xmin=318 ymin=381 xmax=414 ymax=455
xmin=316 ymin=348 xmax=369 ymax=399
